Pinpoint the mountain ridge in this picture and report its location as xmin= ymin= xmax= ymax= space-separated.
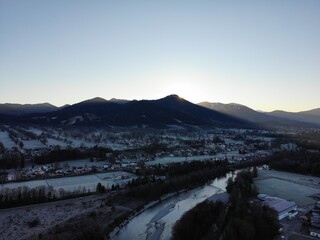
xmin=11 ymin=95 xmax=248 ymax=127
xmin=199 ymin=101 xmax=320 ymax=126
xmin=0 ymin=103 xmax=58 ymax=116
xmin=0 ymin=96 xmax=319 ymax=127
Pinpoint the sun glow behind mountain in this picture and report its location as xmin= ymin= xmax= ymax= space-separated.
xmin=155 ymin=72 xmax=211 ymax=104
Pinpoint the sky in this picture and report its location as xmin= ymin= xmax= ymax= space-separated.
xmin=0 ymin=1 xmax=319 ymax=112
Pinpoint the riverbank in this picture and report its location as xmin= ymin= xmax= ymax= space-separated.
xmin=108 ymin=189 xmax=188 ymax=239
xmin=112 ymin=171 xmax=234 ymax=240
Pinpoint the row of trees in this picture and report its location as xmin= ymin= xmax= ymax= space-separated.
xmin=0 ymin=151 xmax=25 ymax=169
xmin=269 ymin=149 xmax=320 ymax=176
xmin=124 ymin=161 xmax=230 ymax=201
xmin=142 ymin=160 xmax=229 ymax=177
xmin=33 ymin=146 xmax=113 ymax=164
xmin=0 ymin=184 xmax=93 ymax=209
xmin=0 ymin=185 xmax=56 ymax=208
xmin=172 ymin=169 xmax=280 ymax=240
xmin=0 ymin=141 xmax=5 ymax=153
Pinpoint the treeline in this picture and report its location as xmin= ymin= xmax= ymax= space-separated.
xmin=15 ymin=126 xmax=38 ymax=140
xmin=33 ymin=149 xmax=88 ymax=164
xmin=33 ymin=146 xmax=113 ymax=164
xmin=0 ymin=141 xmax=5 ymax=153
xmin=269 ymin=149 xmax=320 ymax=176
xmin=0 ymin=184 xmax=92 ymax=209
xmin=124 ymin=158 xmax=270 ymax=202
xmin=139 ymin=142 xmax=167 ymax=154
xmin=172 ymin=169 xmax=280 ymax=240
xmin=0 ymin=185 xmax=55 ymax=208
xmin=142 ymin=160 xmax=229 ymax=177
xmin=124 ymin=161 xmax=230 ymax=201
xmin=294 ymin=131 xmax=320 ymax=151
xmin=173 ymin=200 xmax=226 ymax=240
xmin=0 ymin=151 xmax=25 ymax=169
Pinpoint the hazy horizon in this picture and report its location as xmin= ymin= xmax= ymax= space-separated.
xmin=1 ymin=1 xmax=319 ymax=112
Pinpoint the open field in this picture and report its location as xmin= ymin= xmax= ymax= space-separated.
xmin=146 ymin=151 xmax=242 ymax=165
xmin=0 ymin=130 xmax=16 ymax=149
xmin=0 ymin=171 xmax=136 ymax=192
xmin=255 ymin=170 xmax=320 ymax=207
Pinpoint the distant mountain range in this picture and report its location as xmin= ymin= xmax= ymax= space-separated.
xmin=0 ymin=95 xmax=319 ymax=128
xmin=198 ymin=102 xmax=272 ymax=123
xmin=267 ymin=108 xmax=320 ymax=125
xmin=199 ymin=102 xmax=320 ymax=126
xmin=20 ymin=95 xmax=247 ymax=127
xmin=0 ymin=103 xmax=58 ymax=116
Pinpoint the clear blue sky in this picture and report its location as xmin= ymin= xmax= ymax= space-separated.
xmin=1 ymin=0 xmax=319 ymax=111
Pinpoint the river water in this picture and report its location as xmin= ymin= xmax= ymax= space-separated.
xmin=113 ymin=171 xmax=235 ymax=240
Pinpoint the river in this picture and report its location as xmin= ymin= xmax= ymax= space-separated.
xmin=113 ymin=171 xmax=235 ymax=240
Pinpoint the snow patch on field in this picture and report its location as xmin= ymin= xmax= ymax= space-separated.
xmin=0 ymin=130 xmax=16 ymax=149
xmin=0 ymin=171 xmax=136 ymax=192
xmin=21 ymin=140 xmax=46 ymax=149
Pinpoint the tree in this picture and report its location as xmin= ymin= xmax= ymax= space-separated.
xmin=226 ymin=177 xmax=234 ymax=193
xmin=96 ymin=182 xmax=106 ymax=193
xmin=20 ymin=156 xmax=25 ymax=169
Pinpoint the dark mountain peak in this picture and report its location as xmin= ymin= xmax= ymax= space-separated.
xmin=59 ymin=104 xmax=70 ymax=109
xmin=157 ymin=94 xmax=187 ymax=104
xmin=82 ymin=97 xmax=107 ymax=103
xmin=270 ymin=110 xmax=287 ymax=114
xmin=109 ymin=98 xmax=130 ymax=104
xmin=163 ymin=94 xmax=182 ymax=100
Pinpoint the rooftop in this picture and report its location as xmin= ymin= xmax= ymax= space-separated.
xmin=263 ymin=197 xmax=296 ymax=213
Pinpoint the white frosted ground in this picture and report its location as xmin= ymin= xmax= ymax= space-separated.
xmin=0 ymin=171 xmax=136 ymax=193
xmin=146 ymin=151 xmax=240 ymax=165
xmin=0 ymin=130 xmax=16 ymax=149
xmin=27 ymin=127 xmax=44 ymax=136
xmin=21 ymin=139 xmax=46 ymax=149
xmin=45 ymin=138 xmax=70 ymax=148
xmin=0 ymin=179 xmax=48 ymax=190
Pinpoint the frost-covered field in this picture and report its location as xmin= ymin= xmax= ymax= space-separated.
xmin=45 ymin=138 xmax=70 ymax=148
xmin=45 ymin=159 xmax=106 ymax=169
xmin=0 ymin=171 xmax=136 ymax=192
xmin=0 ymin=130 xmax=16 ymax=149
xmin=46 ymin=174 xmax=102 ymax=192
xmin=48 ymin=171 xmax=136 ymax=191
xmin=146 ymin=151 xmax=241 ymax=165
xmin=27 ymin=127 xmax=44 ymax=136
xmin=255 ymin=170 xmax=320 ymax=206
xmin=0 ymin=179 xmax=47 ymax=190
xmin=21 ymin=139 xmax=46 ymax=149
xmin=104 ymin=143 xmax=128 ymax=150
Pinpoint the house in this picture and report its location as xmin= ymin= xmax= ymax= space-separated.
xmin=6 ymin=172 xmax=16 ymax=181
